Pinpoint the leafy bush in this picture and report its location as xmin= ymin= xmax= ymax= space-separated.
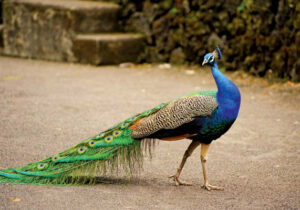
xmin=107 ymin=0 xmax=299 ymax=81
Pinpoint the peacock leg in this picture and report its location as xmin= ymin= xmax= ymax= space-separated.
xmin=169 ymin=141 xmax=200 ymax=186
xmin=200 ymin=143 xmax=224 ymax=190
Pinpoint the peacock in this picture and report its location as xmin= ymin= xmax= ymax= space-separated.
xmin=0 ymin=47 xmax=241 ymax=190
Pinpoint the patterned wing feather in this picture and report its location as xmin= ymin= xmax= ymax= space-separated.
xmin=131 ymin=95 xmax=218 ymax=139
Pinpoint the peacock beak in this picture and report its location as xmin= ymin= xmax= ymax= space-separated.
xmin=202 ymin=59 xmax=208 ymax=66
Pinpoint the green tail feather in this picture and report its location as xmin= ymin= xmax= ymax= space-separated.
xmin=0 ymin=102 xmax=167 ymax=185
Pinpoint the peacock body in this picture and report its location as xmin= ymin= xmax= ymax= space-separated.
xmin=0 ymin=47 xmax=241 ymax=189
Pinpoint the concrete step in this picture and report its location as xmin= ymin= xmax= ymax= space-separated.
xmin=5 ymin=0 xmax=120 ymax=34
xmin=73 ymin=33 xmax=144 ymax=65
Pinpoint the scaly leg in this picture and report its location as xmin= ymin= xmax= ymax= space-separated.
xmin=169 ymin=141 xmax=200 ymax=186
xmin=200 ymin=143 xmax=224 ymax=190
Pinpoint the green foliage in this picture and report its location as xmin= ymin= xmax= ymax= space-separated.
xmin=104 ymin=0 xmax=299 ymax=81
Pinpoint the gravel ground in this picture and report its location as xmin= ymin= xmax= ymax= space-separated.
xmin=0 ymin=56 xmax=299 ymax=210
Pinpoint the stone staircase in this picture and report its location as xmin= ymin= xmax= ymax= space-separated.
xmin=0 ymin=0 xmax=144 ymax=65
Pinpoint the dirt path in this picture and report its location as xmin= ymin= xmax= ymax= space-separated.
xmin=0 ymin=57 xmax=299 ymax=210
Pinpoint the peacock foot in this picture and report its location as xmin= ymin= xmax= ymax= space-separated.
xmin=169 ymin=175 xmax=192 ymax=186
xmin=201 ymin=183 xmax=224 ymax=191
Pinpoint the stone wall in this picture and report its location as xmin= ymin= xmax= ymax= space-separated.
xmin=105 ymin=0 xmax=300 ymax=81
xmin=3 ymin=1 xmax=75 ymax=61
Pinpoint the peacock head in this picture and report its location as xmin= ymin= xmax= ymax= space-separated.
xmin=202 ymin=46 xmax=222 ymax=66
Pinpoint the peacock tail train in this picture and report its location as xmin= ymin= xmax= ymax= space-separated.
xmin=0 ymin=102 xmax=169 ymax=185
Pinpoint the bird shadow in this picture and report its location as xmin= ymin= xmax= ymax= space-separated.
xmin=63 ymin=175 xmax=154 ymax=187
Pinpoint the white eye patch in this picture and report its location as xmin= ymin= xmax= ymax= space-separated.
xmin=209 ymin=56 xmax=215 ymax=62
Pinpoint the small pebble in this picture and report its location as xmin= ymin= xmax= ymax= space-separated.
xmin=119 ymin=63 xmax=135 ymax=68
xmin=158 ymin=63 xmax=171 ymax=69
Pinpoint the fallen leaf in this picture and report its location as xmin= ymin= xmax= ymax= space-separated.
xmin=3 ymin=76 xmax=20 ymax=81
xmin=9 ymin=198 xmax=21 ymax=202
xmin=287 ymin=81 xmax=296 ymax=87
xmin=185 ymin=70 xmax=195 ymax=75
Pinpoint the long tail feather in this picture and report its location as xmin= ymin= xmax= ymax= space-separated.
xmin=0 ymin=103 xmax=167 ymax=185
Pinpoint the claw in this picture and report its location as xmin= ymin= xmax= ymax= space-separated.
xmin=169 ymin=175 xmax=192 ymax=186
xmin=201 ymin=183 xmax=224 ymax=191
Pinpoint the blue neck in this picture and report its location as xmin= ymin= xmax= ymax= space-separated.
xmin=211 ymin=61 xmax=241 ymax=120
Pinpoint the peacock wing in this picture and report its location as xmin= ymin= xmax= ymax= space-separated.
xmin=131 ymin=94 xmax=218 ymax=139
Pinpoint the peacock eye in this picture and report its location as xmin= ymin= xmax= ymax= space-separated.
xmin=105 ymin=136 xmax=113 ymax=143
xmin=78 ymin=147 xmax=87 ymax=154
xmin=113 ymin=130 xmax=122 ymax=137
xmin=121 ymin=122 xmax=128 ymax=128
xmin=52 ymin=155 xmax=60 ymax=162
xmin=88 ymin=140 xmax=96 ymax=147
xmin=37 ymin=163 xmax=48 ymax=170
xmin=209 ymin=56 xmax=214 ymax=62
